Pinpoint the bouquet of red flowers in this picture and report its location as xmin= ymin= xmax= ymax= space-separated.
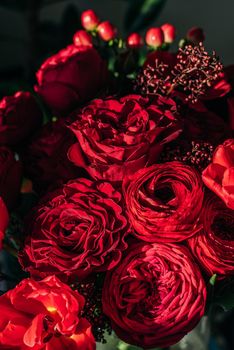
xmin=0 ymin=7 xmax=233 ymax=350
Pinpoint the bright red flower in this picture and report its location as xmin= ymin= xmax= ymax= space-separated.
xmin=202 ymin=139 xmax=234 ymax=209
xmin=0 ymin=275 xmax=95 ymax=349
xmin=81 ymin=9 xmax=99 ymax=31
xmin=0 ymin=196 xmax=9 ymax=249
xmin=103 ymin=242 xmax=206 ymax=349
xmin=97 ymin=21 xmax=117 ymax=41
xmin=73 ymin=30 xmax=93 ymax=47
xmin=161 ymin=23 xmax=176 ymax=43
xmin=145 ymin=27 xmax=164 ymax=48
xmin=126 ymin=33 xmax=143 ymax=48
xmin=123 ymin=162 xmax=204 ymax=242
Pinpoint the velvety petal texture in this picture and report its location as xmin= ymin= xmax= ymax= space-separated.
xmin=102 ymin=242 xmax=206 ymax=349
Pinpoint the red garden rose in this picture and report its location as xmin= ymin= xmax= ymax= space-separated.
xmin=102 ymin=242 xmax=206 ymax=349
xmin=202 ymin=139 xmax=234 ymax=209
xmin=188 ymin=195 xmax=234 ymax=277
xmin=0 ymin=196 xmax=9 ymax=249
xmin=23 ymin=119 xmax=79 ymax=193
xmin=68 ymin=95 xmax=181 ymax=182
xmin=0 ymin=146 xmax=22 ymax=209
xmin=0 ymin=275 xmax=95 ymax=350
xmin=19 ymin=179 xmax=128 ymax=281
xmin=0 ymin=91 xmax=43 ymax=146
xmin=123 ymin=162 xmax=204 ymax=242
xmin=35 ymin=45 xmax=108 ymax=117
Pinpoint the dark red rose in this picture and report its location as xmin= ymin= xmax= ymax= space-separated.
xmin=0 ymin=196 xmax=9 ymax=249
xmin=68 ymin=95 xmax=181 ymax=182
xmin=19 ymin=178 xmax=128 ymax=281
xmin=0 ymin=91 xmax=43 ymax=146
xmin=123 ymin=162 xmax=204 ymax=242
xmin=35 ymin=45 xmax=108 ymax=117
xmin=188 ymin=195 xmax=234 ymax=277
xmin=23 ymin=119 xmax=80 ymax=193
xmin=202 ymin=139 xmax=234 ymax=209
xmin=0 ymin=146 xmax=22 ymax=209
xmin=0 ymin=275 xmax=95 ymax=350
xmin=103 ymin=242 xmax=206 ymax=349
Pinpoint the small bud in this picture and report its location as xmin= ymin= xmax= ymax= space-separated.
xmin=73 ymin=30 xmax=93 ymax=47
xmin=127 ymin=33 xmax=143 ymax=49
xmin=161 ymin=23 xmax=176 ymax=44
xmin=145 ymin=27 xmax=164 ymax=48
xmin=97 ymin=21 xmax=117 ymax=42
xmin=81 ymin=9 xmax=99 ymax=31
xmin=186 ymin=27 xmax=205 ymax=45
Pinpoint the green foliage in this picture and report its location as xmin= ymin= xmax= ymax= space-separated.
xmin=213 ymin=278 xmax=234 ymax=311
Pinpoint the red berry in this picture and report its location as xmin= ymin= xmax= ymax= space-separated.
xmin=73 ymin=30 xmax=93 ymax=47
xmin=81 ymin=9 xmax=99 ymax=31
xmin=161 ymin=23 xmax=176 ymax=44
xmin=145 ymin=27 xmax=164 ymax=48
xmin=127 ymin=33 xmax=143 ymax=48
xmin=186 ymin=27 xmax=205 ymax=44
xmin=97 ymin=21 xmax=117 ymax=42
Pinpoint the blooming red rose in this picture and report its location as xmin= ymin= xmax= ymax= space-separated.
xmin=19 ymin=179 xmax=128 ymax=281
xmin=0 ymin=275 xmax=95 ymax=350
xmin=123 ymin=162 xmax=204 ymax=242
xmin=202 ymin=139 xmax=234 ymax=209
xmin=0 ymin=196 xmax=9 ymax=249
xmin=23 ymin=119 xmax=80 ymax=193
xmin=0 ymin=91 xmax=43 ymax=146
xmin=68 ymin=95 xmax=181 ymax=182
xmin=103 ymin=242 xmax=206 ymax=349
xmin=188 ymin=195 xmax=234 ymax=277
xmin=0 ymin=146 xmax=22 ymax=209
xmin=35 ymin=45 xmax=108 ymax=117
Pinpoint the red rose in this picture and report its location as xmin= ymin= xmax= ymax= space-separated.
xmin=188 ymin=195 xmax=234 ymax=277
xmin=202 ymin=139 xmax=234 ymax=209
xmin=0 ymin=146 xmax=22 ymax=209
xmin=0 ymin=275 xmax=95 ymax=349
xmin=0 ymin=196 xmax=9 ymax=249
xmin=123 ymin=162 xmax=204 ymax=242
xmin=103 ymin=242 xmax=206 ymax=349
xmin=35 ymin=45 xmax=108 ymax=116
xmin=0 ymin=91 xmax=43 ymax=146
xmin=68 ymin=95 xmax=181 ymax=182
xmin=19 ymin=179 xmax=128 ymax=281
xmin=23 ymin=120 xmax=80 ymax=193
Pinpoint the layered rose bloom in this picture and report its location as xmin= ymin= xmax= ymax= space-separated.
xmin=35 ymin=45 xmax=108 ymax=116
xmin=202 ymin=139 xmax=234 ymax=209
xmin=0 ymin=275 xmax=95 ymax=349
xmin=19 ymin=179 xmax=128 ymax=280
xmin=0 ymin=196 xmax=9 ymax=249
xmin=68 ymin=95 xmax=181 ymax=182
xmin=0 ymin=91 xmax=42 ymax=146
xmin=188 ymin=195 xmax=234 ymax=277
xmin=103 ymin=242 xmax=206 ymax=349
xmin=123 ymin=162 xmax=204 ymax=242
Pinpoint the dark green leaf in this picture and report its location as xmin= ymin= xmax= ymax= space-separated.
xmin=124 ymin=0 xmax=167 ymax=33
xmin=213 ymin=278 xmax=234 ymax=311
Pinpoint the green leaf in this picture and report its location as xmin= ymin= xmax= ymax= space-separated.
xmin=213 ymin=278 xmax=234 ymax=311
xmin=209 ymin=274 xmax=217 ymax=286
xmin=124 ymin=0 xmax=167 ymax=33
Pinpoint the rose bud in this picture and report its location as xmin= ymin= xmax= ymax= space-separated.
xmin=73 ymin=30 xmax=93 ymax=47
xmin=123 ymin=162 xmax=204 ymax=242
xmin=186 ymin=26 xmax=205 ymax=44
xmin=161 ymin=23 xmax=176 ymax=43
xmin=0 ymin=196 xmax=9 ymax=249
xmin=81 ymin=9 xmax=99 ymax=31
xmin=188 ymin=195 xmax=234 ymax=278
xmin=97 ymin=21 xmax=117 ymax=41
xmin=127 ymin=33 xmax=143 ymax=48
xmin=0 ymin=275 xmax=95 ymax=349
xmin=103 ymin=242 xmax=206 ymax=349
xmin=0 ymin=91 xmax=42 ymax=147
xmin=145 ymin=27 xmax=164 ymax=48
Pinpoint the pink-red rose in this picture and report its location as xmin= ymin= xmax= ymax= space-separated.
xmin=19 ymin=179 xmax=128 ymax=281
xmin=68 ymin=94 xmax=181 ymax=182
xmin=0 ymin=275 xmax=95 ymax=350
xmin=202 ymin=139 xmax=234 ymax=209
xmin=103 ymin=242 xmax=206 ymax=349
xmin=123 ymin=162 xmax=204 ymax=242
xmin=0 ymin=196 xmax=9 ymax=249
xmin=35 ymin=45 xmax=108 ymax=116
xmin=0 ymin=91 xmax=42 ymax=146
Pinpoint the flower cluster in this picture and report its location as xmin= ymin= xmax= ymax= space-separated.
xmin=0 ymin=7 xmax=233 ymax=350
